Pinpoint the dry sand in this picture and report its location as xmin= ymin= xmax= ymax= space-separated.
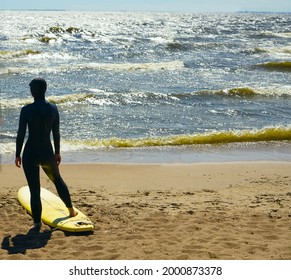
xmin=0 ymin=161 xmax=290 ymax=260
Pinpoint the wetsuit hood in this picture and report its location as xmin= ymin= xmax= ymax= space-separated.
xmin=29 ymin=78 xmax=47 ymax=101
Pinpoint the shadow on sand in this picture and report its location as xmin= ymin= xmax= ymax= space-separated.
xmin=1 ymin=227 xmax=52 ymax=255
xmin=1 ymin=225 xmax=94 ymax=256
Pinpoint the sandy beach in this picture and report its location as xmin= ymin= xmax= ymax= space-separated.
xmin=0 ymin=161 xmax=290 ymax=260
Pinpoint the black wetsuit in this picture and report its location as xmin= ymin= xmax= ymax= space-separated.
xmin=16 ymin=98 xmax=72 ymax=224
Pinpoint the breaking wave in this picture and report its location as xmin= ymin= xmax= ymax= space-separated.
xmin=64 ymin=127 xmax=291 ymax=149
xmin=2 ymin=85 xmax=291 ymax=110
xmin=0 ymin=60 xmax=185 ymax=75
xmin=196 ymin=87 xmax=291 ymax=97
xmin=0 ymin=49 xmax=41 ymax=59
xmin=255 ymin=61 xmax=291 ymax=71
xmin=0 ymin=93 xmax=95 ymax=109
xmin=2 ymin=126 xmax=290 ymax=155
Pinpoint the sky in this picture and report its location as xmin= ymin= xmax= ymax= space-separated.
xmin=0 ymin=0 xmax=290 ymax=13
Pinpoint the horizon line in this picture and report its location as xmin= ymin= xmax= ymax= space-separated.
xmin=0 ymin=9 xmax=290 ymax=14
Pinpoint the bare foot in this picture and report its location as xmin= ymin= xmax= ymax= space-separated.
xmin=68 ymin=207 xmax=78 ymax=217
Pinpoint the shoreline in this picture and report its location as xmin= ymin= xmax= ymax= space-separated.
xmin=2 ymin=141 xmax=291 ymax=164
xmin=1 ymin=161 xmax=291 ymax=260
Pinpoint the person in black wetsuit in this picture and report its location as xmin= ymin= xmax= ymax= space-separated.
xmin=15 ymin=78 xmax=77 ymax=229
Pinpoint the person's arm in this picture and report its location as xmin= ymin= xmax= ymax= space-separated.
xmin=15 ymin=107 xmax=27 ymax=167
xmin=52 ymin=105 xmax=61 ymax=164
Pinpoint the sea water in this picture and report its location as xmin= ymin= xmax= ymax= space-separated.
xmin=0 ymin=11 xmax=291 ymax=163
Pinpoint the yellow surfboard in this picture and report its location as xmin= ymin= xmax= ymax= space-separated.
xmin=18 ymin=186 xmax=94 ymax=232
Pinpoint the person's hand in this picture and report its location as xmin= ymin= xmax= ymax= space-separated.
xmin=15 ymin=157 xmax=22 ymax=168
xmin=55 ymin=154 xmax=61 ymax=165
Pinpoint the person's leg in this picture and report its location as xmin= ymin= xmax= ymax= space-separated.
xmin=41 ymin=156 xmax=77 ymax=216
xmin=22 ymin=158 xmax=42 ymax=225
